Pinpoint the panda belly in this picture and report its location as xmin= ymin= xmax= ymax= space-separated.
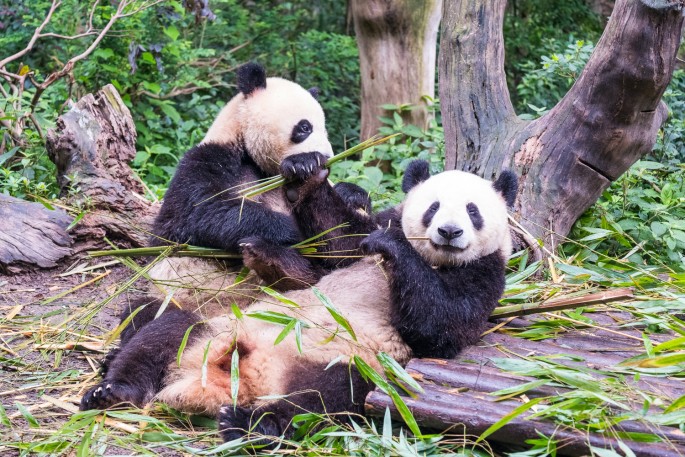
xmin=156 ymin=258 xmax=411 ymax=415
xmin=145 ymin=257 xmax=263 ymax=319
xmin=144 ymin=179 xmax=293 ymax=318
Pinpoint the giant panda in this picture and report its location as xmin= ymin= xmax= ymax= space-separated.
xmin=144 ymin=62 xmax=372 ymax=319
xmin=81 ymin=160 xmax=517 ymax=444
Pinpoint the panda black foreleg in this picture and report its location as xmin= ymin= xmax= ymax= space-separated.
xmin=282 ymin=159 xmax=377 ymax=271
xmin=218 ymin=361 xmax=370 ymax=445
xmin=180 ymin=199 xmax=302 ymax=252
xmin=360 ymin=227 xmax=502 ymax=358
xmin=80 ymin=309 xmax=203 ymax=410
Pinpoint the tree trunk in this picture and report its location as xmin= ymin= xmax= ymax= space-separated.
xmin=440 ymin=0 xmax=683 ymax=249
xmin=352 ymin=0 xmax=442 ymax=140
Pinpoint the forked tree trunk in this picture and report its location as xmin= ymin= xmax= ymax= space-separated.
xmin=440 ymin=0 xmax=684 ymax=249
xmin=351 ymin=0 xmax=442 ymax=139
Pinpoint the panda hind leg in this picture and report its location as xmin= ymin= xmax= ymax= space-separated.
xmin=80 ymin=309 xmax=202 ymax=410
xmin=240 ymin=237 xmax=323 ymax=291
xmin=218 ymin=361 xmax=370 ymax=445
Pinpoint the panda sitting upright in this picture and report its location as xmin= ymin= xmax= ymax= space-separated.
xmin=81 ymin=159 xmax=517 ymax=444
xmin=146 ymin=62 xmax=373 ymax=313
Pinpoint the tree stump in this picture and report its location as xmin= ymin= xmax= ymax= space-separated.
xmin=0 ymin=194 xmax=73 ymax=274
xmin=46 ymin=84 xmax=158 ymax=250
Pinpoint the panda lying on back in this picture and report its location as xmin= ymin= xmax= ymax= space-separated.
xmin=81 ymin=160 xmax=517 ymax=444
xmin=151 ymin=62 xmax=373 ymax=296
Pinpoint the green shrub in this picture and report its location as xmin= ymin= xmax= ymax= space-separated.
xmin=329 ymin=100 xmax=444 ymax=210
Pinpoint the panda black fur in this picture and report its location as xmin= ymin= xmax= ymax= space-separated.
xmin=144 ymin=63 xmax=373 ymax=316
xmin=81 ymin=160 xmax=517 ymax=444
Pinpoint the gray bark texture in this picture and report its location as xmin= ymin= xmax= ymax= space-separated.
xmin=352 ymin=0 xmax=442 ymax=139
xmin=440 ymin=0 xmax=684 ymax=249
xmin=0 ymin=195 xmax=73 ymax=274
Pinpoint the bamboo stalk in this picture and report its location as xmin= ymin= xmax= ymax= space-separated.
xmin=491 ymin=288 xmax=634 ymax=319
xmin=238 ymin=133 xmax=399 ymax=198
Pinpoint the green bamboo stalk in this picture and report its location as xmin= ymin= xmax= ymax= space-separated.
xmin=238 ymin=133 xmax=400 ymax=199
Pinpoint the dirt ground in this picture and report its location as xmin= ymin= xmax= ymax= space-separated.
xmin=0 ymin=260 xmax=152 ymax=454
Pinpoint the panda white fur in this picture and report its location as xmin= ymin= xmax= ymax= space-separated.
xmin=81 ymin=160 xmax=517 ymax=444
xmin=143 ymin=62 xmax=372 ymax=318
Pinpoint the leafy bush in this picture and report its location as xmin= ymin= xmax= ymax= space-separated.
xmin=329 ymin=100 xmax=444 ymax=210
xmin=516 ymin=39 xmax=595 ymax=117
xmin=504 ymin=0 xmax=603 ymax=105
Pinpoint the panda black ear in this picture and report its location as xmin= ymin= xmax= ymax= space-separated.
xmin=308 ymin=87 xmax=320 ymax=99
xmin=493 ymin=170 xmax=518 ymax=207
xmin=402 ymin=160 xmax=431 ymax=193
xmin=237 ymin=62 xmax=267 ymax=96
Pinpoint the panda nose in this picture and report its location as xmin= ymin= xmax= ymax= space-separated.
xmin=438 ymin=225 xmax=463 ymax=240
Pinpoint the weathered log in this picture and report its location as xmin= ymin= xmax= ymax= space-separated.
xmin=0 ymin=194 xmax=73 ymax=274
xmin=439 ymin=0 xmax=684 ymax=249
xmin=46 ymin=84 xmax=158 ymax=250
xmin=351 ymin=0 xmax=442 ymax=139
xmin=366 ymin=384 xmax=685 ymax=456
xmin=366 ymin=319 xmax=685 ymax=455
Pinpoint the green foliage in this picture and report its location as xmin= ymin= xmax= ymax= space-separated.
xmin=1 ymin=0 xmax=358 ymax=199
xmin=516 ymin=39 xmax=595 ymax=118
xmin=329 ymin=101 xmax=444 ymax=210
xmin=504 ymin=0 xmax=603 ymax=105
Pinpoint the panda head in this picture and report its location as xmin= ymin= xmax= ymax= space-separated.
xmin=233 ymin=62 xmax=333 ymax=175
xmin=400 ymin=160 xmax=518 ymax=266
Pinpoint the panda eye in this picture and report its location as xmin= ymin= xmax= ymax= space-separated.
xmin=467 ymin=205 xmax=478 ymax=215
xmin=291 ymin=119 xmax=313 ymax=144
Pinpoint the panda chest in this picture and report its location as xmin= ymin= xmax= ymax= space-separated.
xmin=257 ymin=188 xmax=292 ymax=216
xmin=240 ymin=167 xmax=292 ymax=217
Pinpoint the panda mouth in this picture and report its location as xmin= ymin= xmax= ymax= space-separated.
xmin=430 ymin=241 xmax=466 ymax=252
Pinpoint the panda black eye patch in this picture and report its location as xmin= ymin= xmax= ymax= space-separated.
xmin=467 ymin=202 xmax=483 ymax=230
xmin=422 ymin=201 xmax=440 ymax=227
xmin=291 ymin=120 xmax=313 ymax=144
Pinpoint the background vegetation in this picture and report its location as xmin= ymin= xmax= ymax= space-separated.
xmin=2 ymin=0 xmax=685 ymax=455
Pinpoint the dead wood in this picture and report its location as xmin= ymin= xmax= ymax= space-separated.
xmin=46 ymin=84 xmax=158 ymax=251
xmin=366 ymin=320 xmax=685 ymax=455
xmin=0 ymin=194 xmax=73 ymax=274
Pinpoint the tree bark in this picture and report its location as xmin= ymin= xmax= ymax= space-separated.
xmin=440 ymin=0 xmax=684 ymax=249
xmin=46 ymin=84 xmax=158 ymax=250
xmin=352 ymin=0 xmax=442 ymax=140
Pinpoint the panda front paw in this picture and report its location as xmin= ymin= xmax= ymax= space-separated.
xmin=280 ymin=152 xmax=328 ymax=182
xmin=334 ymin=182 xmax=372 ymax=214
xmin=360 ymin=228 xmax=406 ymax=259
xmin=218 ymin=405 xmax=281 ymax=447
xmin=80 ymin=381 xmax=145 ymax=410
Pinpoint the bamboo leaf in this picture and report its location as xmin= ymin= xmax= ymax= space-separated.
xmin=353 ymin=355 xmax=421 ymax=437
xmin=260 ymin=286 xmax=301 ymax=307
xmin=476 ymin=397 xmax=544 ymax=442
xmin=665 ymin=393 xmax=685 ymax=413
xmin=231 ymin=348 xmax=240 ymax=408
xmin=176 ymin=324 xmax=196 ymax=367
xmin=231 ymin=302 xmax=243 ymax=319
xmin=247 ymin=310 xmax=296 ymax=326
xmin=376 ymin=352 xmax=423 ymax=393
xmin=274 ymin=319 xmax=296 ymax=345
xmin=312 ymin=287 xmax=356 ymax=341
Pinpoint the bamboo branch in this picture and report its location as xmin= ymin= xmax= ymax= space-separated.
xmin=491 ymin=288 xmax=634 ymax=320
